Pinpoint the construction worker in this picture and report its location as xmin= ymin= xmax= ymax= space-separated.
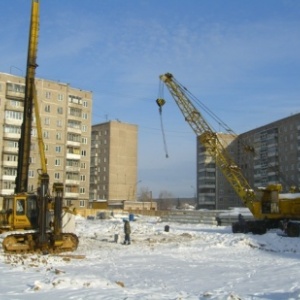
xmin=123 ymin=219 xmax=131 ymax=245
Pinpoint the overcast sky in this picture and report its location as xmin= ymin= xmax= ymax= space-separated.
xmin=1 ymin=0 xmax=300 ymax=198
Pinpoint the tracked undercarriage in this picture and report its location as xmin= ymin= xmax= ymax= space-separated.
xmin=2 ymin=232 xmax=79 ymax=254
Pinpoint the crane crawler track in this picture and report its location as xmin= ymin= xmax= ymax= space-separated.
xmin=3 ymin=232 xmax=79 ymax=254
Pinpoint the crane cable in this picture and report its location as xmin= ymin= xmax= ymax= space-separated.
xmin=156 ymin=81 xmax=169 ymax=158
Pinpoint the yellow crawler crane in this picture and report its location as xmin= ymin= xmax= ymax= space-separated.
xmin=0 ymin=0 xmax=79 ymax=253
xmin=158 ymin=72 xmax=300 ymax=237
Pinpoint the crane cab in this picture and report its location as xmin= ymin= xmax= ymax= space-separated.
xmin=0 ymin=194 xmax=38 ymax=232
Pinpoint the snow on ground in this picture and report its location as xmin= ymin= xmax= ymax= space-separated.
xmin=1 ymin=214 xmax=300 ymax=300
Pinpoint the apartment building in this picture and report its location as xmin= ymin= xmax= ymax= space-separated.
xmin=90 ymin=121 xmax=138 ymax=206
xmin=197 ymin=133 xmax=239 ymax=209
xmin=0 ymin=72 xmax=92 ymax=208
xmin=197 ymin=113 xmax=300 ymax=210
xmin=238 ymin=113 xmax=300 ymax=193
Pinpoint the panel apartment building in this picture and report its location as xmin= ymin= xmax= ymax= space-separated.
xmin=0 ymin=72 xmax=92 ymax=208
xmin=197 ymin=133 xmax=239 ymax=210
xmin=90 ymin=121 xmax=138 ymax=207
xmin=197 ymin=113 xmax=300 ymax=210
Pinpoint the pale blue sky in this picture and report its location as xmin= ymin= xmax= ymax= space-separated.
xmin=1 ymin=0 xmax=300 ymax=197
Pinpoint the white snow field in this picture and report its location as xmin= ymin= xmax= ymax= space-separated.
xmin=0 ymin=214 xmax=300 ymax=300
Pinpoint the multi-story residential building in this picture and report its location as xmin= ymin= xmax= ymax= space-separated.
xmin=197 ymin=113 xmax=300 ymax=210
xmin=90 ymin=121 xmax=138 ymax=206
xmin=197 ymin=133 xmax=239 ymax=209
xmin=238 ymin=113 xmax=300 ymax=193
xmin=0 ymin=72 xmax=92 ymax=208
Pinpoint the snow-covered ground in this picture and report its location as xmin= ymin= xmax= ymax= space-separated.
xmin=1 ymin=214 xmax=300 ymax=300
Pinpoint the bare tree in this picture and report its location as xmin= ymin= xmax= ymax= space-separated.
xmin=138 ymin=186 xmax=152 ymax=202
xmin=158 ymin=190 xmax=174 ymax=210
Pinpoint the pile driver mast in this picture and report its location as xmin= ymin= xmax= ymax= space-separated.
xmin=0 ymin=0 xmax=78 ymax=253
xmin=158 ymin=73 xmax=300 ymax=236
xmin=15 ymin=0 xmax=40 ymax=193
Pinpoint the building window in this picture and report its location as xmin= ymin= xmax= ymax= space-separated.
xmin=10 ymin=100 xmax=22 ymax=107
xmin=55 ymin=159 xmax=61 ymax=166
xmin=45 ymin=105 xmax=51 ymax=112
xmin=58 ymin=94 xmax=64 ymax=101
xmin=45 ymin=91 xmax=51 ymax=99
xmin=43 ymin=131 xmax=49 ymax=139
xmin=68 ymin=120 xmax=81 ymax=129
xmin=82 ymin=125 xmax=87 ymax=132
xmin=4 ymin=125 xmax=21 ymax=134
xmin=29 ymin=156 xmax=36 ymax=164
xmin=81 ymin=162 xmax=86 ymax=169
xmin=5 ymin=141 xmax=18 ymax=148
xmin=31 ymin=128 xmax=37 ymax=137
xmin=82 ymin=137 xmax=88 ymax=144
xmin=67 ymin=159 xmax=79 ymax=167
xmin=55 ymin=172 xmax=60 ymax=179
xmin=79 ymin=200 xmax=85 ymax=207
xmin=28 ymin=170 xmax=34 ymax=178
xmin=6 ymin=82 xmax=25 ymax=93
xmin=83 ymin=100 xmax=88 ymax=107
xmin=57 ymin=107 xmax=63 ymax=114
xmin=82 ymin=112 xmax=88 ymax=119
xmin=56 ymin=132 xmax=62 ymax=140
xmin=68 ymin=95 xmax=82 ymax=105
xmin=55 ymin=146 xmax=62 ymax=153
xmin=44 ymin=117 xmax=50 ymax=125
xmin=80 ymin=187 xmax=85 ymax=194
xmin=81 ymin=150 xmax=87 ymax=157
xmin=5 ymin=110 xmax=23 ymax=120
xmin=68 ymin=107 xmax=82 ymax=117
xmin=80 ymin=175 xmax=86 ymax=181
xmin=4 ymin=168 xmax=17 ymax=176
xmin=57 ymin=119 xmax=62 ymax=127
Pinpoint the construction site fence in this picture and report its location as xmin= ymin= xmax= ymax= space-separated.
xmin=75 ymin=208 xmax=249 ymax=226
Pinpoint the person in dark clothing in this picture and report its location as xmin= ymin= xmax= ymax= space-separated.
xmin=238 ymin=213 xmax=248 ymax=233
xmin=123 ymin=220 xmax=131 ymax=245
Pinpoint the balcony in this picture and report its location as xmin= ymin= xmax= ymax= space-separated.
xmin=2 ymin=161 xmax=18 ymax=167
xmin=5 ymin=102 xmax=24 ymax=111
xmin=6 ymin=90 xmax=25 ymax=100
xmin=4 ymin=119 xmax=22 ymax=126
xmin=3 ymin=132 xmax=20 ymax=140
xmin=65 ymin=179 xmax=80 ymax=185
xmin=67 ymin=127 xmax=81 ymax=135
xmin=66 ymin=140 xmax=81 ymax=147
xmin=3 ymin=147 xmax=18 ymax=154
xmin=65 ymin=192 xmax=79 ymax=198
xmin=66 ymin=153 xmax=81 ymax=160
xmin=66 ymin=166 xmax=81 ymax=172
xmin=2 ymin=175 xmax=16 ymax=181
xmin=0 ymin=189 xmax=14 ymax=195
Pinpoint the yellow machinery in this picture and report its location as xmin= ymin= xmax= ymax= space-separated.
xmin=158 ymin=72 xmax=300 ymax=236
xmin=0 ymin=0 xmax=78 ymax=253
